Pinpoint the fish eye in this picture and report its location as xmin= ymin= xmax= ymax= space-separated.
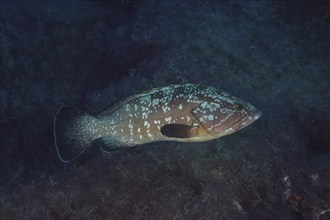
xmin=234 ymin=103 xmax=244 ymax=111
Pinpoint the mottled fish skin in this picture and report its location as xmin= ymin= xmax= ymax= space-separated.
xmin=54 ymin=84 xmax=261 ymax=162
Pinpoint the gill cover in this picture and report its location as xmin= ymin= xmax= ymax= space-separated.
xmin=192 ymin=101 xmax=235 ymax=136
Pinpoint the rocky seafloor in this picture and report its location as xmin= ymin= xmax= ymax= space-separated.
xmin=0 ymin=1 xmax=329 ymax=219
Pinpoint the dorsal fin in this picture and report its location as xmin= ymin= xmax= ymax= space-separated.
xmin=141 ymin=84 xmax=179 ymax=94
xmin=96 ymin=85 xmax=182 ymax=117
xmin=96 ymin=95 xmax=136 ymax=117
xmin=96 ymin=99 xmax=121 ymax=115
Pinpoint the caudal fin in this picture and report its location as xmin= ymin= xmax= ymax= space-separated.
xmin=54 ymin=106 xmax=98 ymax=162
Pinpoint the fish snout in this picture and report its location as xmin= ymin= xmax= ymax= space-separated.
xmin=232 ymin=106 xmax=262 ymax=131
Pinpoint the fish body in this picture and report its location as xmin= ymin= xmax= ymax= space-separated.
xmin=54 ymin=84 xmax=261 ymax=162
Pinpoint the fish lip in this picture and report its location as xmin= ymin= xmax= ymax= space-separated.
xmin=254 ymin=110 xmax=262 ymax=120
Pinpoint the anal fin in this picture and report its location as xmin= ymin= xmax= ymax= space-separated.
xmin=99 ymin=137 xmax=128 ymax=153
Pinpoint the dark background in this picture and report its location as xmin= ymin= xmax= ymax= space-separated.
xmin=0 ymin=1 xmax=329 ymax=219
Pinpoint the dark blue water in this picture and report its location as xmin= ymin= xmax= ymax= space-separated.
xmin=0 ymin=1 xmax=329 ymax=219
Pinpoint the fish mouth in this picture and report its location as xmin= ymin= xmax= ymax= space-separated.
xmin=232 ymin=110 xmax=262 ymax=131
xmin=254 ymin=110 xmax=262 ymax=120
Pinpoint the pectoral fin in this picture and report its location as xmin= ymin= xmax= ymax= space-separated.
xmin=160 ymin=124 xmax=196 ymax=138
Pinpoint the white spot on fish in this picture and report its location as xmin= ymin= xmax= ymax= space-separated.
xmin=201 ymin=102 xmax=208 ymax=108
xmin=165 ymin=117 xmax=172 ymax=123
xmin=144 ymin=121 xmax=150 ymax=129
xmin=207 ymin=115 xmax=214 ymax=121
xmin=178 ymin=103 xmax=183 ymax=110
xmin=162 ymin=106 xmax=170 ymax=113
xmin=209 ymin=103 xmax=221 ymax=112
xmin=142 ymin=111 xmax=148 ymax=119
xmin=142 ymin=106 xmax=148 ymax=112
xmin=140 ymin=95 xmax=151 ymax=106
xmin=128 ymin=123 xmax=134 ymax=135
xmin=152 ymin=98 xmax=160 ymax=106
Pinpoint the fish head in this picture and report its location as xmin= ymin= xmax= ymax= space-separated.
xmin=192 ymin=95 xmax=262 ymax=137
